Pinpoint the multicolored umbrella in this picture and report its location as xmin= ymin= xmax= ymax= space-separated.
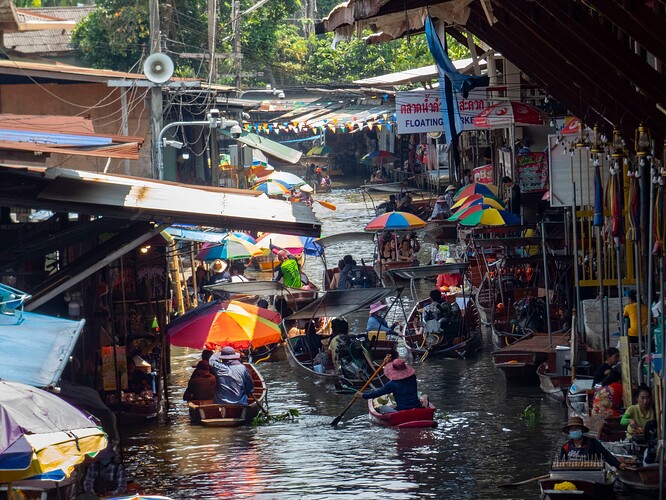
xmin=364 ymin=211 xmax=426 ymax=231
xmin=473 ymin=101 xmax=544 ymax=128
xmin=230 ymin=232 xmax=256 ymax=244
xmin=458 ymin=208 xmax=521 ymax=227
xmin=454 ymin=182 xmax=499 ymax=200
xmin=253 ymin=180 xmax=291 ymax=196
xmin=255 ymin=233 xmax=322 ymax=256
xmin=0 ymin=380 xmax=108 ymax=483
xmin=360 ymin=150 xmax=398 ymax=164
xmin=166 ymin=300 xmax=281 ymax=350
xmin=257 ymin=171 xmax=307 ymax=188
xmin=447 ymin=203 xmax=498 ymax=221
xmin=451 ymin=194 xmax=505 ymax=211
xmin=195 ymin=235 xmax=264 ymax=261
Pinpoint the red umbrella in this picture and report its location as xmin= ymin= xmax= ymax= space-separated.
xmin=473 ymin=101 xmax=544 ymax=128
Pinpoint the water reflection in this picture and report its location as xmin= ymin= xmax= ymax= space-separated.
xmin=121 ymin=183 xmax=582 ymax=499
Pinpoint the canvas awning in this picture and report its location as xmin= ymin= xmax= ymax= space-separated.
xmin=0 ymin=311 xmax=84 ymax=387
xmin=389 ymin=263 xmax=469 ymax=280
xmin=205 ymin=281 xmax=305 ymax=296
xmin=287 ymin=288 xmax=396 ymax=320
xmin=315 ymin=232 xmax=376 ymax=249
xmin=219 ymin=130 xmax=303 ymax=164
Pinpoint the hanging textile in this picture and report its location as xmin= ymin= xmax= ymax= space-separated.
xmin=655 ymin=182 xmax=664 ymax=255
xmin=593 ymin=162 xmax=604 ymax=227
xmin=627 ymin=168 xmax=641 ymax=242
xmin=607 ymin=163 xmax=623 ymax=242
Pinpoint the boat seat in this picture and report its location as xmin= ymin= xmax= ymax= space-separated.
xmin=198 ymin=403 xmax=246 ymax=420
xmin=368 ymin=330 xmax=388 ymax=341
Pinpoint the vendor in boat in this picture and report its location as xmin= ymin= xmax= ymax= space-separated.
xmin=428 ymin=192 xmax=453 ymax=221
xmin=357 ymin=355 xmax=422 ymax=413
xmin=591 ymin=369 xmax=623 ymax=418
xmin=209 ymin=346 xmax=255 ymax=405
xmin=621 ymin=384 xmax=655 ymax=438
xmin=559 ymin=416 xmax=626 ymax=469
xmin=366 ymin=301 xmax=399 ymax=337
xmin=82 ymin=446 xmax=127 ymax=498
xmin=592 ymin=347 xmax=620 ymax=386
xmin=273 ymin=250 xmax=302 ymax=288
xmin=436 ymin=257 xmax=463 ymax=291
xmin=183 ymin=360 xmax=217 ymax=401
xmin=204 ymin=259 xmax=232 ymax=301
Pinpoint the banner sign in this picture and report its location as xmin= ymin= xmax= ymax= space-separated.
xmin=396 ymin=90 xmax=487 ymax=135
xmin=515 ymin=152 xmax=548 ymax=193
xmin=473 ymin=164 xmax=493 ymax=184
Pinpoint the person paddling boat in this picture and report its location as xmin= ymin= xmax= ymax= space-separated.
xmin=357 ymin=355 xmax=421 ymax=413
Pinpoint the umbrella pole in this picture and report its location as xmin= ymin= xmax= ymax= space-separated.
xmin=646 ymin=162 xmax=655 ymax=386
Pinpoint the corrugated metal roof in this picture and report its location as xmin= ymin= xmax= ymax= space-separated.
xmin=353 ymin=58 xmax=483 ymax=86
xmin=309 ymin=104 xmax=394 ymax=128
xmin=0 ymin=165 xmax=321 ymax=236
xmin=5 ymin=6 xmax=93 ymax=54
xmin=0 ymin=1 xmax=77 ymax=33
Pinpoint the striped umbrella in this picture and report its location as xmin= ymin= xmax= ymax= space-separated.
xmin=454 ymin=182 xmax=499 ymax=200
xmin=451 ymin=194 xmax=505 ymax=211
xmin=253 ymin=179 xmax=290 ymax=195
xmin=447 ymin=203 xmax=497 ymax=221
xmin=364 ymin=211 xmax=426 ymax=231
xmin=256 ymin=233 xmax=323 ymax=256
xmin=458 ymin=208 xmax=521 ymax=227
xmin=195 ymin=235 xmax=264 ymax=261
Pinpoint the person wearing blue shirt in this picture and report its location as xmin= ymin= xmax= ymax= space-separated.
xmin=209 ymin=346 xmax=254 ymax=405
xmin=366 ymin=301 xmax=399 ymax=333
xmin=358 ymin=355 xmax=422 ymax=412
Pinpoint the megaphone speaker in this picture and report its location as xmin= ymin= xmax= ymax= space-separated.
xmin=143 ymin=53 xmax=174 ymax=84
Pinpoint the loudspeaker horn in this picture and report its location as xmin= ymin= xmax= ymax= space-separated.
xmin=143 ymin=53 xmax=174 ymax=84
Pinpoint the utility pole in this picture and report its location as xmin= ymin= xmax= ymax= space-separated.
xmin=149 ymin=0 xmax=162 ymax=179
xmin=232 ymin=0 xmax=242 ymax=90
xmin=208 ymin=0 xmax=220 ymax=187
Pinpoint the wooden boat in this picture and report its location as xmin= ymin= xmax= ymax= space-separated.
xmin=538 ymin=467 xmax=616 ymax=500
xmin=283 ymin=288 xmax=397 ymax=392
xmin=188 ymin=362 xmax=266 ymax=426
xmin=206 ymin=280 xmax=318 ymax=312
xmin=537 ymin=346 xmax=601 ymax=401
xmin=402 ymin=296 xmax=482 ymax=360
xmin=565 ymin=382 xmax=627 ymax=442
xmin=360 ymin=181 xmax=405 ymax=193
xmin=617 ymin=465 xmax=665 ymax=495
xmin=492 ymin=331 xmax=572 ymax=383
xmin=367 ymin=397 xmax=437 ymax=428
xmin=315 ymin=232 xmax=380 ymax=291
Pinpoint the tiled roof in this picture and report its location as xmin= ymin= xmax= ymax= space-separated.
xmin=5 ymin=6 xmax=93 ymax=54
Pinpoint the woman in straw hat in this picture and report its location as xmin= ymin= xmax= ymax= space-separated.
xmin=366 ymin=301 xmax=399 ymax=336
xmin=559 ymin=416 xmax=625 ymax=469
xmin=204 ymin=259 xmax=231 ymax=301
xmin=357 ymin=355 xmax=421 ymax=413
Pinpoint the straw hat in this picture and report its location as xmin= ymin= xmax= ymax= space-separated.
xmin=383 ymin=358 xmax=416 ymax=380
xmin=300 ymin=184 xmax=314 ymax=193
xmin=212 ymin=259 xmax=228 ymax=273
xmin=219 ymin=346 xmax=241 ymax=360
xmin=561 ymin=416 xmax=589 ymax=433
xmin=369 ymin=302 xmax=388 ymax=314
xmin=445 ymin=185 xmax=457 ymax=192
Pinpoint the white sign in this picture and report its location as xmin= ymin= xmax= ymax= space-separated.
xmin=395 ymin=90 xmax=487 ymax=135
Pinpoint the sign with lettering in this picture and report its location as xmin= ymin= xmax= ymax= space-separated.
xmin=395 ymin=90 xmax=487 ymax=134
xmin=473 ymin=164 xmax=493 ymax=184
xmin=515 ymin=152 xmax=548 ymax=193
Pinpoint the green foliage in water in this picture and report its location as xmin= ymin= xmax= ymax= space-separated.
xmin=519 ymin=405 xmax=541 ymax=426
xmin=252 ymin=408 xmax=300 ymax=426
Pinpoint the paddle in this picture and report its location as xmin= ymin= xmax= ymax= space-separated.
xmin=330 ymin=357 xmax=389 ymax=427
xmin=248 ymin=392 xmax=270 ymax=418
xmin=498 ymin=474 xmax=550 ymax=488
xmin=315 ymin=199 xmax=337 ymax=211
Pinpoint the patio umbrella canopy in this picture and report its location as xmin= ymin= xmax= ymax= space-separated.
xmin=458 ymin=208 xmax=521 ymax=227
xmin=454 ymin=182 xmax=499 ymax=200
xmin=0 ymin=380 xmax=108 ymax=483
xmin=167 ymin=300 xmax=282 ymax=350
xmin=473 ymin=101 xmax=544 ymax=128
xmin=195 ymin=235 xmax=264 ymax=261
xmin=451 ymin=194 xmax=505 ymax=211
xmin=252 ymin=180 xmax=290 ymax=196
xmin=255 ymin=233 xmax=322 ymax=256
xmin=258 ymin=171 xmax=307 ymax=188
xmin=360 ymin=150 xmax=398 ymax=164
xmin=307 ymin=145 xmax=332 ymax=155
xmin=364 ymin=211 xmax=426 ymax=231
xmin=447 ymin=203 xmax=498 ymax=221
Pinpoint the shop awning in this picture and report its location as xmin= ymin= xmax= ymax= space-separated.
xmin=219 ymin=130 xmax=303 ymax=164
xmin=389 ymin=263 xmax=469 ymax=280
xmin=0 ymin=165 xmax=321 ymax=237
xmin=287 ymin=288 xmax=396 ymax=320
xmin=0 ymin=311 xmax=84 ymax=387
xmin=353 ymin=58 xmax=483 ymax=86
xmin=315 ymin=231 xmax=376 ymax=249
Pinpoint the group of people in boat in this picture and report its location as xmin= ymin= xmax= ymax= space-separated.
xmin=378 ymin=231 xmax=420 ymax=266
xmin=329 ymin=254 xmax=379 ymax=289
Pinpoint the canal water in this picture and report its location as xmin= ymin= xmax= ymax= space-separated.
xmin=120 ymin=181 xmax=578 ymax=499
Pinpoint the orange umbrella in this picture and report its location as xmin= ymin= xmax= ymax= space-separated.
xmin=204 ymin=309 xmax=281 ymax=350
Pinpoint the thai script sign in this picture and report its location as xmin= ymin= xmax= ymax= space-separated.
xmin=395 ymin=90 xmax=487 ymax=134
xmin=515 ymin=152 xmax=548 ymax=193
xmin=473 ymin=164 xmax=493 ymax=184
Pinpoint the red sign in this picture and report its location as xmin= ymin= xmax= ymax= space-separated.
xmin=515 ymin=153 xmax=548 ymax=193
xmin=473 ymin=164 xmax=493 ymax=184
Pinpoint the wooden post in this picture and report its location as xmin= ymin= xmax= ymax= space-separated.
xmin=170 ymin=241 xmax=185 ymax=316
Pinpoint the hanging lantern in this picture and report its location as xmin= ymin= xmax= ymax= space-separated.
xmin=611 ymin=129 xmax=625 ymax=158
xmin=635 ymin=123 xmax=651 ymax=157
xmin=574 ymin=120 xmax=589 ymax=149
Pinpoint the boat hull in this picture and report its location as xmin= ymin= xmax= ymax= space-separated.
xmin=537 ymin=362 xmax=571 ymax=401
xmin=188 ymin=363 xmax=266 ymax=426
xmin=539 ymin=476 xmax=615 ymax=500
xmin=367 ymin=398 xmax=436 ymax=428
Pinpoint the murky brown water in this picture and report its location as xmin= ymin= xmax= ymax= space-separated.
xmin=119 ymin=180 xmax=598 ymax=499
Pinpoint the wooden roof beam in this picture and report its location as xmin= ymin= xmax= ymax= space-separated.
xmin=582 ymin=0 xmax=666 ymax=64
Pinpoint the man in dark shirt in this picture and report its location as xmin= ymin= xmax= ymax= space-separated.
xmin=501 ymin=176 xmax=521 ymax=216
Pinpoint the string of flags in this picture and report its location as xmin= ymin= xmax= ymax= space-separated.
xmin=242 ymin=112 xmax=398 ymax=135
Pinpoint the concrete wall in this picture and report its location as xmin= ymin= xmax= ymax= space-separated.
xmin=0 ymin=82 xmax=151 ymax=177
xmin=582 ymin=297 xmax=622 ymax=350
